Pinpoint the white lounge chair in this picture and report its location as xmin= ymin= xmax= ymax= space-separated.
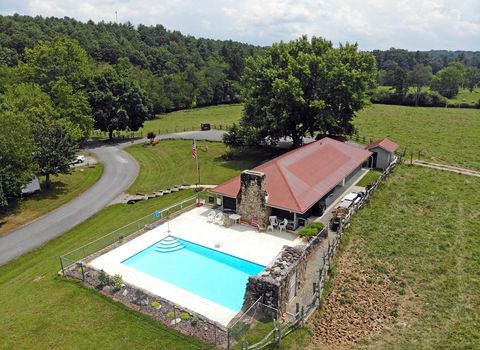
xmin=207 ymin=210 xmax=216 ymax=223
xmin=278 ymin=219 xmax=288 ymax=232
xmin=267 ymin=216 xmax=279 ymax=232
xmin=213 ymin=212 xmax=224 ymax=225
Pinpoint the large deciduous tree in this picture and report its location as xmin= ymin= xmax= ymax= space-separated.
xmin=2 ymin=83 xmax=80 ymax=190
xmin=21 ymin=36 xmax=93 ymax=140
xmin=0 ymin=111 xmax=35 ymax=207
xmin=224 ymin=36 xmax=376 ymax=148
xmin=87 ymin=67 xmax=153 ymax=139
xmin=431 ymin=62 xmax=466 ymax=98
xmin=408 ymin=64 xmax=433 ymax=106
xmin=33 ymin=120 xmax=78 ymax=189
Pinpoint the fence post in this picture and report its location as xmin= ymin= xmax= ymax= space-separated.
xmin=227 ymin=329 xmax=230 ymax=350
xmin=60 ymin=257 xmax=65 ymax=276
xmin=80 ymin=262 xmax=85 ymax=281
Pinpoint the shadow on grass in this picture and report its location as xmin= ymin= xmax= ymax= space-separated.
xmin=213 ymin=147 xmax=286 ymax=172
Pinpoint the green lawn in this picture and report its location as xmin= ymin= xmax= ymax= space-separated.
xmin=125 ymin=140 xmax=280 ymax=194
xmin=0 ymin=165 xmax=103 ymax=236
xmin=142 ymin=104 xmax=243 ymax=135
xmin=0 ymin=189 xmax=211 ymax=350
xmin=356 ymin=169 xmax=382 ymax=188
xmin=355 ymin=104 xmax=480 ymax=170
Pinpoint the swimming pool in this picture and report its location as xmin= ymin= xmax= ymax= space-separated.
xmin=122 ymin=236 xmax=265 ymax=312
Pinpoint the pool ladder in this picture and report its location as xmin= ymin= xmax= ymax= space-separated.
xmin=155 ymin=236 xmax=185 ymax=253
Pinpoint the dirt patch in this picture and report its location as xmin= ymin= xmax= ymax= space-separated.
xmin=306 ymin=240 xmax=414 ymax=349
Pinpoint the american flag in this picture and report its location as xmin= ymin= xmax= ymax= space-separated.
xmin=192 ymin=139 xmax=197 ymax=159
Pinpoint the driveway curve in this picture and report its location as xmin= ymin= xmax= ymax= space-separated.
xmin=0 ymin=143 xmax=139 ymax=266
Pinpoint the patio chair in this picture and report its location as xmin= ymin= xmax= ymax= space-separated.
xmin=267 ymin=216 xmax=279 ymax=232
xmin=213 ymin=212 xmax=224 ymax=225
xmin=207 ymin=210 xmax=216 ymax=223
xmin=278 ymin=219 xmax=288 ymax=232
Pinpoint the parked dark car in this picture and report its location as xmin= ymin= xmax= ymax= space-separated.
xmin=201 ymin=123 xmax=211 ymax=131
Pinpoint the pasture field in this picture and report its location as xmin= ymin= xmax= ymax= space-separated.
xmin=304 ymin=166 xmax=480 ymax=349
xmin=142 ymin=103 xmax=480 ymax=170
xmin=142 ymin=103 xmax=243 ymax=134
xmin=355 ymin=104 xmax=480 ymax=170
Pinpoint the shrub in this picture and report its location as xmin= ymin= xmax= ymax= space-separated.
xmin=190 ymin=316 xmax=199 ymax=326
xmin=98 ymin=269 xmax=108 ymax=287
xmin=179 ymin=312 xmax=190 ymax=320
xmin=309 ymin=222 xmax=325 ymax=230
xmin=298 ymin=222 xmax=324 ymax=237
xmin=166 ymin=311 xmax=175 ymax=319
xmin=299 ymin=227 xmax=318 ymax=237
xmin=151 ymin=300 xmax=161 ymax=309
xmin=147 ymin=131 xmax=156 ymax=141
xmin=370 ymin=89 xmax=448 ymax=107
xmin=111 ymin=274 xmax=123 ymax=292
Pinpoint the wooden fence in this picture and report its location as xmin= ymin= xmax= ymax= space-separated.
xmin=239 ymin=156 xmax=400 ymax=349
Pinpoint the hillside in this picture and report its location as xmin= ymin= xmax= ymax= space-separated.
xmin=0 ymin=14 xmax=263 ymax=112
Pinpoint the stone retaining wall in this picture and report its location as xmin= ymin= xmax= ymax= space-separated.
xmin=242 ymin=227 xmax=328 ymax=316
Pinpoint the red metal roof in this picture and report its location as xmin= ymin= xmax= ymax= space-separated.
xmin=212 ymin=138 xmax=372 ymax=214
xmin=367 ymin=138 xmax=399 ymax=153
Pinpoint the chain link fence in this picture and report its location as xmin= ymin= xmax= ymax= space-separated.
xmin=59 ymin=195 xmax=200 ymax=274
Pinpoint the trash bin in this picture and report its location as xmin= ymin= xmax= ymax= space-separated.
xmin=201 ymin=123 xmax=211 ymax=131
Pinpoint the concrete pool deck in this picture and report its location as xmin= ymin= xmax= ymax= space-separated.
xmin=89 ymin=206 xmax=303 ymax=326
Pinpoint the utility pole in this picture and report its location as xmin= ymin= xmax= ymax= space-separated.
xmin=115 ymin=11 xmax=118 ymax=23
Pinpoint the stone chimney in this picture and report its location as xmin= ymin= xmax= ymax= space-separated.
xmin=237 ymin=170 xmax=271 ymax=228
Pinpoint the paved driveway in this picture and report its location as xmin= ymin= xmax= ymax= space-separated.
xmin=0 ymin=143 xmax=139 ymax=266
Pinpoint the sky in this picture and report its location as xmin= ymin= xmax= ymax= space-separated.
xmin=1 ymin=0 xmax=479 ymax=50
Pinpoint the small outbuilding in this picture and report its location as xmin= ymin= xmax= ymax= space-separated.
xmin=366 ymin=138 xmax=399 ymax=170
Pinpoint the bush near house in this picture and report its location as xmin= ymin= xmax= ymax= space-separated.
xmin=299 ymin=222 xmax=325 ymax=237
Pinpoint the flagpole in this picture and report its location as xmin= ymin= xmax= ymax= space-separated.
xmin=194 ymin=139 xmax=200 ymax=190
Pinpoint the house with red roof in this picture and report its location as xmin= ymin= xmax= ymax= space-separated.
xmin=211 ymin=137 xmax=373 ymax=230
xmin=366 ymin=138 xmax=399 ymax=170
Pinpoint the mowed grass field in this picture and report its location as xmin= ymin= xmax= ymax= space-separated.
xmin=142 ymin=103 xmax=243 ymax=134
xmin=0 ymin=165 xmax=103 ymax=236
xmin=0 ymin=190 xmax=212 ymax=350
xmin=355 ymin=104 xmax=480 ymax=170
xmin=125 ymin=140 xmax=280 ymax=194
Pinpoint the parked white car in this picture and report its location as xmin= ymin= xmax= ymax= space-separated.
xmin=70 ymin=155 xmax=86 ymax=165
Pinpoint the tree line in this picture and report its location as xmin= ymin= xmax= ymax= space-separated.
xmin=0 ymin=14 xmax=262 ymax=113
xmin=373 ymin=48 xmax=480 ymax=106
xmin=0 ymin=14 xmax=262 ymax=209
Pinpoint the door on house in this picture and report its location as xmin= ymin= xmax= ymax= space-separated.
xmin=289 ymin=271 xmax=297 ymax=301
xmin=369 ymin=152 xmax=378 ymax=168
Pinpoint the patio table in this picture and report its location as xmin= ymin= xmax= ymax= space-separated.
xmin=229 ymin=213 xmax=241 ymax=224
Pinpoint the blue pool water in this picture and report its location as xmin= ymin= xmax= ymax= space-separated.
xmin=122 ymin=236 xmax=265 ymax=312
